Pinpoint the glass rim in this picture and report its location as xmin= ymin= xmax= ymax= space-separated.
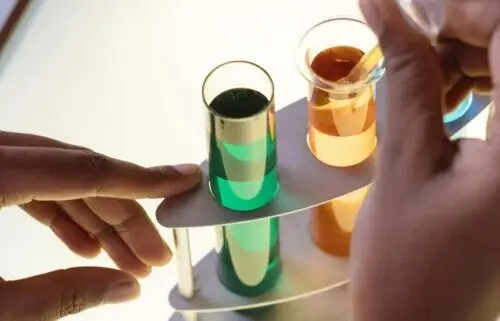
xmin=202 ymin=60 xmax=275 ymax=122
xmin=296 ymin=17 xmax=384 ymax=92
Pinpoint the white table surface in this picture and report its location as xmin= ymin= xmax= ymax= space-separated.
xmin=0 ymin=1 xmax=490 ymax=320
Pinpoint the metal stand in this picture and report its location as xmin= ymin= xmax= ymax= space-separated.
xmin=159 ymin=95 xmax=492 ymax=321
xmin=173 ymin=228 xmax=197 ymax=321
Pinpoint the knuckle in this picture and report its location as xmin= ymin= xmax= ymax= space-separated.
xmin=81 ymin=152 xmax=109 ymax=194
xmin=58 ymin=285 xmax=100 ymax=318
xmin=83 ymin=152 xmax=109 ymax=174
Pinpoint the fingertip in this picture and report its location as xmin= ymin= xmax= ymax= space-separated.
xmin=149 ymin=245 xmax=173 ymax=266
xmin=148 ymin=164 xmax=202 ymax=197
xmin=104 ymin=279 xmax=141 ymax=304
xmin=172 ymin=163 xmax=201 ymax=176
xmin=78 ymin=245 xmax=102 ymax=259
xmin=129 ymin=265 xmax=152 ymax=279
xmin=168 ymin=173 xmax=203 ymax=197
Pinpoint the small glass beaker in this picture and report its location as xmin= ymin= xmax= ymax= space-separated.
xmin=297 ymin=17 xmax=383 ymax=168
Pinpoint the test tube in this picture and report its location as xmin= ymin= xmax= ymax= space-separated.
xmin=202 ymin=61 xmax=281 ymax=296
xmin=203 ymin=61 xmax=279 ymax=211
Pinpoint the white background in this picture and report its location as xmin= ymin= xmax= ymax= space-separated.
xmin=0 ymin=1 xmax=489 ymax=320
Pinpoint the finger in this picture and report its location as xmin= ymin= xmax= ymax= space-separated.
xmin=84 ymin=198 xmax=171 ymax=266
xmin=438 ymin=42 xmax=464 ymax=92
xmin=21 ymin=201 xmax=101 ymax=258
xmin=0 ymin=267 xmax=139 ymax=321
xmin=453 ymin=43 xmax=490 ymax=78
xmin=434 ymin=0 xmax=500 ymax=47
xmin=438 ymin=42 xmax=489 ymax=92
xmin=473 ymin=77 xmax=493 ymax=94
xmin=361 ymin=0 xmax=446 ymax=172
xmin=58 ymin=200 xmax=152 ymax=277
xmin=0 ymin=131 xmax=88 ymax=150
xmin=444 ymin=77 xmax=474 ymax=114
xmin=0 ymin=146 xmax=201 ymax=207
xmin=488 ymin=25 xmax=500 ymax=147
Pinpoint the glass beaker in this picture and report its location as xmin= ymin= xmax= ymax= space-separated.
xmin=297 ymin=18 xmax=383 ymax=168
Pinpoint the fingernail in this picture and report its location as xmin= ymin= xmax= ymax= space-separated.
xmin=173 ymin=163 xmax=200 ymax=176
xmin=104 ymin=281 xmax=140 ymax=304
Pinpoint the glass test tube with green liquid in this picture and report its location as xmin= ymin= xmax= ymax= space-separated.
xmin=202 ymin=61 xmax=281 ymax=297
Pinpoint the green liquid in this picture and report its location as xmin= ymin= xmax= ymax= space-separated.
xmin=208 ymin=88 xmax=279 ymax=211
xmin=208 ymin=88 xmax=281 ymax=296
xmin=217 ymin=218 xmax=281 ymax=296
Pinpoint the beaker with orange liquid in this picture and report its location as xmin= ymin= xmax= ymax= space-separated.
xmin=297 ymin=18 xmax=383 ymax=257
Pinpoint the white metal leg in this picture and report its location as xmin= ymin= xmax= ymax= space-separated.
xmin=181 ymin=311 xmax=198 ymax=321
xmin=173 ymin=228 xmax=196 ymax=298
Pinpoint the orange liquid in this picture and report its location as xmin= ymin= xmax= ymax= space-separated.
xmin=311 ymin=185 xmax=369 ymax=257
xmin=307 ymin=46 xmax=377 ymax=168
xmin=308 ymin=46 xmax=375 ymax=257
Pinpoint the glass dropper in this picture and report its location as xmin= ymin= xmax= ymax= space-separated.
xmin=345 ymin=0 xmax=446 ymax=83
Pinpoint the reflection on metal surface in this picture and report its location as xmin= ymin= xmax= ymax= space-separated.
xmin=219 ymin=218 xmax=281 ymax=296
xmin=168 ymin=213 xmax=348 ymax=313
xmin=169 ymin=284 xmax=348 ymax=320
xmin=311 ymin=185 xmax=370 ymax=257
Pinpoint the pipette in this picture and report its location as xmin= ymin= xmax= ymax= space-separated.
xmin=343 ymin=0 xmax=445 ymax=83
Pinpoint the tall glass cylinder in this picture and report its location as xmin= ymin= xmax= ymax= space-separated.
xmin=297 ymin=18 xmax=382 ymax=256
xmin=203 ymin=61 xmax=281 ymax=296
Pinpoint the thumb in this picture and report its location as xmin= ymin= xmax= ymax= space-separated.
xmin=360 ymin=0 xmax=447 ymax=174
xmin=0 ymin=267 xmax=140 ymax=321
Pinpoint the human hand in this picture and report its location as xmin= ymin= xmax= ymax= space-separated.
xmin=350 ymin=1 xmax=500 ymax=321
xmin=0 ymin=131 xmax=201 ymax=320
xmin=395 ymin=0 xmax=494 ymax=113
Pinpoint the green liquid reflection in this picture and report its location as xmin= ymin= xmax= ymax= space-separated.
xmin=217 ymin=218 xmax=281 ymax=296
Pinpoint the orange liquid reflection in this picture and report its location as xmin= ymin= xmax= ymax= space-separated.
xmin=310 ymin=185 xmax=370 ymax=257
xmin=307 ymin=46 xmax=377 ymax=167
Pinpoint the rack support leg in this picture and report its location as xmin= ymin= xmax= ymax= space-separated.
xmin=173 ymin=228 xmax=197 ymax=320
